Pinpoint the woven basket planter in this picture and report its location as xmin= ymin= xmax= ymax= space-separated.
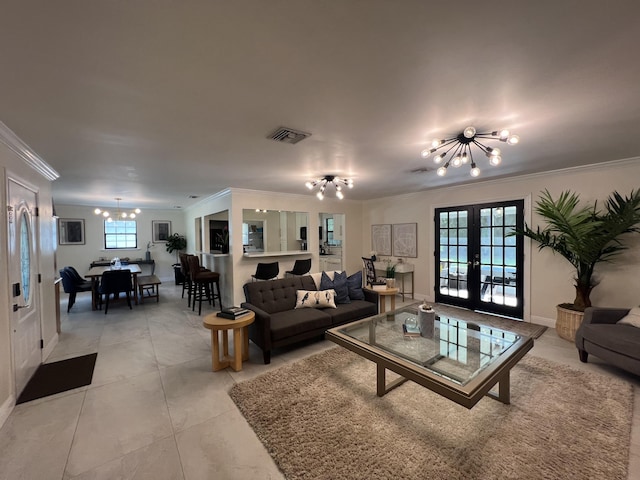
xmin=556 ymin=305 xmax=585 ymax=342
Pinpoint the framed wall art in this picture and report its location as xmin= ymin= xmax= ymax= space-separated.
xmin=152 ymin=220 xmax=171 ymax=242
xmin=58 ymin=218 xmax=85 ymax=245
xmin=371 ymin=224 xmax=392 ymax=256
xmin=392 ymin=222 xmax=417 ymax=257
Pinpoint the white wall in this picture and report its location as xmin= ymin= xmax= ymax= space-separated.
xmin=55 ymin=205 xmax=187 ymax=283
xmin=362 ymin=159 xmax=640 ymax=325
xmin=185 ymin=188 xmax=364 ymax=306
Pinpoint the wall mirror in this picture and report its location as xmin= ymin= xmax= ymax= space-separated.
xmin=242 ymin=209 xmax=308 ymax=253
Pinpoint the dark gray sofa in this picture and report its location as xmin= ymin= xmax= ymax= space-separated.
xmin=575 ymin=307 xmax=640 ymax=376
xmin=242 ymin=275 xmax=378 ymax=364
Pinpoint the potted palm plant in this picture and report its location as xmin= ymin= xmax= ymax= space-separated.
xmin=514 ymin=189 xmax=640 ymax=340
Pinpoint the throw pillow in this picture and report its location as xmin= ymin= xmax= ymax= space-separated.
xmin=617 ymin=306 xmax=640 ymax=328
xmin=294 ymin=289 xmax=337 ymax=309
xmin=320 ymin=271 xmax=351 ymax=304
xmin=346 ymin=271 xmax=365 ymax=300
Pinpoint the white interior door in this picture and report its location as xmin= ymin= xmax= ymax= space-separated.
xmin=8 ymin=178 xmax=41 ymax=396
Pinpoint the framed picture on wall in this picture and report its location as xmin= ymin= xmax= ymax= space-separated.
xmin=371 ymin=224 xmax=392 ymax=256
xmin=152 ymin=220 xmax=171 ymax=243
xmin=58 ymin=218 xmax=85 ymax=245
xmin=392 ymin=222 xmax=417 ymax=257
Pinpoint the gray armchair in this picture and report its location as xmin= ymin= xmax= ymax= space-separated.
xmin=575 ymin=307 xmax=640 ymax=376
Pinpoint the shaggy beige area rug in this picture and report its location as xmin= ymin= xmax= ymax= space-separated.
xmin=230 ymin=348 xmax=633 ymax=480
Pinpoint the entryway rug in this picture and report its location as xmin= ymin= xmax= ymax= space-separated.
xmin=16 ymin=353 xmax=97 ymax=404
xmin=230 ymin=348 xmax=633 ymax=480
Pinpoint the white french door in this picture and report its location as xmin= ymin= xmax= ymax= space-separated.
xmin=8 ymin=178 xmax=42 ymax=396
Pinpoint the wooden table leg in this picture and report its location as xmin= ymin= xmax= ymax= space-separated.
xmin=390 ymin=294 xmax=396 ymax=311
xmin=380 ymin=297 xmax=386 ymax=314
xmin=231 ymin=327 xmax=243 ymax=371
xmin=222 ymin=330 xmax=229 ymax=358
xmin=242 ymin=325 xmax=250 ymax=361
xmin=211 ymin=330 xmax=223 ymax=371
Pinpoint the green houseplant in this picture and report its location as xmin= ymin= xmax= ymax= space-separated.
xmin=385 ymin=261 xmax=396 ymax=288
xmin=165 ymin=233 xmax=187 ymax=263
xmin=514 ymin=189 xmax=640 ymax=311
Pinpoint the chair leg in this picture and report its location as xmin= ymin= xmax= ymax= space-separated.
xmin=104 ymin=295 xmax=110 ymax=314
xmin=215 ymin=281 xmax=222 ymax=310
xmin=67 ymin=292 xmax=77 ymax=312
xmin=126 ymin=291 xmax=132 ymax=309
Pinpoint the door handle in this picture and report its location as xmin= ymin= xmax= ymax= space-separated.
xmin=13 ymin=304 xmax=28 ymax=312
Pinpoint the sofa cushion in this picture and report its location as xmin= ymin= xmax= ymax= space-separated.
xmin=581 ymin=323 xmax=640 ymax=359
xmin=325 ymin=300 xmax=378 ymax=325
xmin=295 ymin=289 xmax=337 ymax=309
xmin=346 ymin=271 xmax=365 ymax=301
xmin=310 ymin=270 xmax=341 ymax=290
xmin=269 ymin=309 xmax=333 ymax=342
xmin=244 ymin=277 xmax=305 ymax=314
xmin=617 ymin=306 xmax=640 ymax=328
xmin=320 ymin=271 xmax=350 ymax=304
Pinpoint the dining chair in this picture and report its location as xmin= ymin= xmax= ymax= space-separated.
xmin=252 ymin=262 xmax=279 ymax=281
xmin=99 ymin=269 xmax=133 ymax=314
xmin=59 ymin=267 xmax=93 ymax=312
xmin=361 ymin=257 xmax=378 ymax=287
xmin=285 ymin=258 xmax=312 ymax=277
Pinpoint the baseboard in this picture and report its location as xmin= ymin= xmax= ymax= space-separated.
xmin=43 ymin=333 xmax=59 ymax=361
xmin=531 ymin=315 xmax=555 ymax=329
xmin=0 ymin=394 xmax=15 ymax=430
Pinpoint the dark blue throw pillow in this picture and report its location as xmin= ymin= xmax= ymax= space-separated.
xmin=346 ymin=271 xmax=365 ymax=300
xmin=320 ymin=271 xmax=351 ymax=304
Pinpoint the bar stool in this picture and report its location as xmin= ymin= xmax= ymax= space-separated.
xmin=187 ymin=255 xmax=222 ymax=315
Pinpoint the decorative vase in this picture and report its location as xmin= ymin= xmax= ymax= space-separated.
xmin=386 ymin=278 xmax=395 ymax=288
xmin=418 ymin=304 xmax=435 ymax=338
xmin=371 ymin=255 xmax=377 ymax=262
xmin=221 ymin=244 xmax=229 ymax=254
xmin=145 ymin=251 xmax=151 ymax=261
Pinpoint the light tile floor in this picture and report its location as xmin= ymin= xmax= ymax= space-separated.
xmin=0 ymin=285 xmax=638 ymax=479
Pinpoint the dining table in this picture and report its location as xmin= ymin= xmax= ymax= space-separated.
xmin=85 ymin=264 xmax=143 ymax=311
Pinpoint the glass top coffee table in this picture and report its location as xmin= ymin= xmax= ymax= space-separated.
xmin=326 ymin=305 xmax=534 ymax=409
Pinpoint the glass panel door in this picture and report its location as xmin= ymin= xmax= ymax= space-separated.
xmin=435 ymin=200 xmax=524 ymax=319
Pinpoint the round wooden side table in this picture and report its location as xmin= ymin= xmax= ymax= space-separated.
xmin=203 ymin=311 xmax=255 ymax=372
xmin=365 ymin=287 xmax=399 ymax=313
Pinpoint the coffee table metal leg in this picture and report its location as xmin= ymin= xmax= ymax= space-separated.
xmin=376 ymin=363 xmax=408 ymax=397
xmin=486 ymin=371 xmax=511 ymax=404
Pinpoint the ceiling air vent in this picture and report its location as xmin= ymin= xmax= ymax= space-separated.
xmin=267 ymin=127 xmax=311 ymax=145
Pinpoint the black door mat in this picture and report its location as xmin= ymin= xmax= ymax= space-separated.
xmin=16 ymin=352 xmax=98 ymax=404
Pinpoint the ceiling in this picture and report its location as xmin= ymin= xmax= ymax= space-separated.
xmin=1 ymin=1 xmax=639 ymax=210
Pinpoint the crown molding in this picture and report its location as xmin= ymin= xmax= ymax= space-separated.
xmin=0 ymin=121 xmax=59 ymax=181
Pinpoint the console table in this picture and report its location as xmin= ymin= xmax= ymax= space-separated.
xmin=90 ymin=259 xmax=155 ymax=274
xmin=373 ymin=262 xmax=414 ymax=301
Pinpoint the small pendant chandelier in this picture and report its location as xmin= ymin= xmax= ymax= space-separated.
xmin=94 ymin=197 xmax=141 ymax=222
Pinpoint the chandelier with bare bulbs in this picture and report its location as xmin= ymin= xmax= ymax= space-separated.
xmin=305 ymin=175 xmax=354 ymax=200
xmin=94 ymin=197 xmax=141 ymax=222
xmin=421 ymin=126 xmax=520 ymax=177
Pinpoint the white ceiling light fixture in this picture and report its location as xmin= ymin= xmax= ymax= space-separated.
xmin=305 ymin=175 xmax=354 ymax=200
xmin=421 ymin=127 xmax=520 ymax=178
xmin=94 ymin=197 xmax=141 ymax=222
